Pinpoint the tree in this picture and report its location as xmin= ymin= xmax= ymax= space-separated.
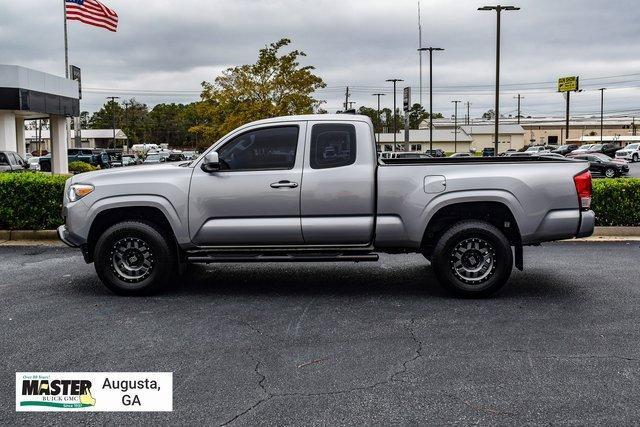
xmin=191 ymin=38 xmax=326 ymax=143
xmin=357 ymin=106 xmax=383 ymax=133
xmin=482 ymin=109 xmax=495 ymax=120
xmin=89 ymin=98 xmax=149 ymax=146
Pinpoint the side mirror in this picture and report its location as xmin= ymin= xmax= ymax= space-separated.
xmin=201 ymin=151 xmax=220 ymax=172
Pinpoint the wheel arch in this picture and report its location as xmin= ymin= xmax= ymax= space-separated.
xmin=421 ymin=200 xmax=522 ymax=258
xmin=85 ymin=204 xmax=180 ymax=263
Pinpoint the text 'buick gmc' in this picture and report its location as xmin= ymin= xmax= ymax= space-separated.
xmin=59 ymin=114 xmax=595 ymax=297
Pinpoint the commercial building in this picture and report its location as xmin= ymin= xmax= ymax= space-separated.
xmin=0 ymin=64 xmax=79 ymax=174
xmin=25 ymin=129 xmax=128 ymax=152
xmin=376 ymin=129 xmax=473 ymax=154
xmin=424 ymin=120 xmax=526 ymax=153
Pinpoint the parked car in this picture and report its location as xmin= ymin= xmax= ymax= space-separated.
xmin=58 ymin=114 xmax=594 ymax=298
xmin=182 ymin=151 xmax=198 ymax=160
xmin=587 ymin=143 xmax=621 ymax=157
xmin=481 ymin=147 xmax=495 ymax=157
xmin=504 ymin=152 xmax=532 ymax=157
xmin=0 ymin=151 xmax=30 ymax=172
xmin=39 ymin=148 xmax=110 ymax=171
xmin=536 ymin=152 xmax=566 ymax=159
xmin=27 ymin=156 xmax=41 ymax=171
xmin=425 ymin=149 xmax=446 ymax=158
xmin=571 ymin=153 xmax=629 ymax=178
xmin=380 ymin=152 xmax=431 ymax=160
xmin=449 ymin=152 xmax=472 ymax=158
xmin=166 ymin=153 xmax=187 ymax=162
xmin=525 ymin=146 xmax=549 ymax=154
xmin=143 ymin=153 xmax=166 ymax=164
xmin=570 ymin=144 xmax=595 ymax=156
xmin=615 ymin=143 xmax=640 ymax=163
xmin=552 ymin=144 xmax=579 ymax=155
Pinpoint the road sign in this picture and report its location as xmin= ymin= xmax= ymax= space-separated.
xmin=558 ymin=76 xmax=579 ymax=92
xmin=403 ymin=86 xmax=411 ymax=112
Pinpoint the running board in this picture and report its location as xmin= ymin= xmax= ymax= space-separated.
xmin=186 ymin=252 xmax=379 ymax=264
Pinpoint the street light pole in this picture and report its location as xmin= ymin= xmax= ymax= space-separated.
xmin=452 ymin=100 xmax=461 ymax=153
xmin=514 ymin=94 xmax=523 ymax=124
xmin=372 ymin=93 xmax=385 ymax=143
xmin=599 ymin=88 xmax=606 ymax=144
xmin=418 ymin=47 xmax=444 ymax=154
xmin=106 ymin=96 xmax=120 ymax=149
xmin=479 ymin=5 xmax=520 ymax=155
xmin=386 ymin=78 xmax=404 ymax=150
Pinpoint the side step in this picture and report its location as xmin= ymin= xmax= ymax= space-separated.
xmin=186 ymin=252 xmax=379 ymax=264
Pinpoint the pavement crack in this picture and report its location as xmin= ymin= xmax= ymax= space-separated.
xmin=220 ymin=319 xmax=425 ymax=425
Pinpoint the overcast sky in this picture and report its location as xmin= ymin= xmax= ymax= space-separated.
xmin=2 ymin=0 xmax=639 ymax=118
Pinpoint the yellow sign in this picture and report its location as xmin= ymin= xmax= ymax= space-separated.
xmin=558 ymin=76 xmax=579 ymax=92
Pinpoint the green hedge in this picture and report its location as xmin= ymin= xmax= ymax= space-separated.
xmin=0 ymin=173 xmax=68 ymax=230
xmin=0 ymin=173 xmax=639 ymax=230
xmin=592 ymin=178 xmax=640 ymax=226
xmin=69 ymin=161 xmax=99 ymax=174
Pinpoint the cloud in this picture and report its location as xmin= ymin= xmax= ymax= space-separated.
xmin=1 ymin=0 xmax=638 ymax=117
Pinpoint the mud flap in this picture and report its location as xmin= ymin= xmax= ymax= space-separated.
xmin=514 ymin=244 xmax=523 ymax=271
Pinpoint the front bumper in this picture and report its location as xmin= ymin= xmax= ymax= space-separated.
xmin=576 ymin=210 xmax=595 ymax=238
xmin=57 ymin=225 xmax=83 ymax=248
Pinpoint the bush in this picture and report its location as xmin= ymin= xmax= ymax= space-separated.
xmin=592 ymin=178 xmax=640 ymax=226
xmin=69 ymin=161 xmax=99 ymax=174
xmin=0 ymin=173 xmax=68 ymax=230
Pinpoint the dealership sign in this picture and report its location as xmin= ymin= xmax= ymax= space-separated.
xmin=557 ymin=76 xmax=579 ymax=92
xmin=16 ymin=372 xmax=172 ymax=412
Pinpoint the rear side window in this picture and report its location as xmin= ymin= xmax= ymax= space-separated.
xmin=310 ymin=123 xmax=356 ymax=169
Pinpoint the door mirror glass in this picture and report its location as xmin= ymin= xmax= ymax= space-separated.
xmin=201 ymin=151 xmax=220 ymax=172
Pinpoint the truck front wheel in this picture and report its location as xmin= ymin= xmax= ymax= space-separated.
xmin=430 ymin=220 xmax=513 ymax=298
xmin=94 ymin=221 xmax=175 ymax=295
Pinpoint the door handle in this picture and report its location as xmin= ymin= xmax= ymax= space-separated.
xmin=270 ymin=180 xmax=298 ymax=189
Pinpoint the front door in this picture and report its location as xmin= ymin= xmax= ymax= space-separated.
xmin=189 ymin=123 xmax=306 ymax=246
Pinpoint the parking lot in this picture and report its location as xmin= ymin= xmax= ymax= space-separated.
xmin=625 ymin=161 xmax=640 ymax=177
xmin=2 ymin=241 xmax=640 ymax=424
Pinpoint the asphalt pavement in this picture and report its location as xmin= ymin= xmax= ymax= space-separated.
xmin=2 ymin=241 xmax=640 ymax=425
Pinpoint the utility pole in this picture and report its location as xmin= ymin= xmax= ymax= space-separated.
xmin=633 ymin=117 xmax=636 ymax=136
xmin=344 ymin=86 xmax=350 ymax=111
xmin=106 ymin=96 xmax=120 ymax=149
xmin=372 ymin=93 xmax=385 ymax=143
xmin=514 ymin=94 xmax=523 ymax=124
xmin=417 ymin=1 xmax=424 ymax=106
xmin=452 ymin=100 xmax=461 ymax=153
xmin=417 ymin=47 xmax=444 ymax=154
xmin=465 ymin=101 xmax=471 ymax=125
xmin=599 ymin=88 xmax=606 ymax=144
xmin=386 ymin=78 xmax=404 ymax=150
xmin=479 ymin=5 xmax=520 ymax=155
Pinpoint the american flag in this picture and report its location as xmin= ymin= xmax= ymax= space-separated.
xmin=65 ymin=0 xmax=119 ymax=32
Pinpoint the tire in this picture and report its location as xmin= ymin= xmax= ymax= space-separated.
xmin=604 ymin=168 xmax=616 ymax=178
xmin=430 ymin=220 xmax=513 ymax=298
xmin=94 ymin=221 xmax=176 ymax=295
xmin=633 ymin=154 xmax=638 ymax=163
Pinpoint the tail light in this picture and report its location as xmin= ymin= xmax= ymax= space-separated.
xmin=573 ymin=170 xmax=592 ymax=210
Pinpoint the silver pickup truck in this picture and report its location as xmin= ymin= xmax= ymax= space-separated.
xmin=59 ymin=114 xmax=594 ymax=297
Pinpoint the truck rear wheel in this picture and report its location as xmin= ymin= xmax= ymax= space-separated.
xmin=94 ymin=221 xmax=175 ymax=295
xmin=430 ymin=220 xmax=513 ymax=298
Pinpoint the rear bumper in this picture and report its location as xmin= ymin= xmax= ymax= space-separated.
xmin=576 ymin=210 xmax=595 ymax=238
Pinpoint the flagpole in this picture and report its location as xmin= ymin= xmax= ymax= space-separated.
xmin=63 ymin=0 xmax=69 ymax=77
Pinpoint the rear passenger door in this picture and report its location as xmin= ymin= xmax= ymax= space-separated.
xmin=300 ymin=121 xmax=376 ymax=245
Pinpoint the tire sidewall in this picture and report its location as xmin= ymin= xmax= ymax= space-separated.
xmin=605 ymin=168 xmax=616 ymax=178
xmin=432 ymin=221 xmax=513 ymax=297
xmin=94 ymin=222 xmax=174 ymax=295
xmin=633 ymin=154 xmax=638 ymax=163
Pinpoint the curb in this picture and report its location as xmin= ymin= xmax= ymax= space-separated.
xmin=592 ymin=226 xmax=640 ymax=237
xmin=1 ymin=230 xmax=58 ymax=241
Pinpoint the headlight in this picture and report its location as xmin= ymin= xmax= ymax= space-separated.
xmin=68 ymin=184 xmax=94 ymax=202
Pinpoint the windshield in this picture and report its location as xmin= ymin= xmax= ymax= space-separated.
xmin=525 ymin=147 xmax=538 ymax=151
xmin=579 ymin=145 xmax=592 ymax=149
xmin=145 ymin=154 xmax=159 ymax=161
xmin=590 ymin=144 xmax=602 ymax=150
xmin=592 ymin=153 xmax=612 ymax=161
xmin=626 ymin=143 xmax=639 ymax=150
